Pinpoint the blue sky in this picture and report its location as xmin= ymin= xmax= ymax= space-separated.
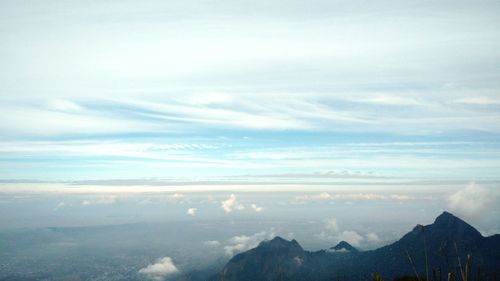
xmin=1 ymin=0 xmax=500 ymax=183
xmin=1 ymin=2 xmax=500 ymax=260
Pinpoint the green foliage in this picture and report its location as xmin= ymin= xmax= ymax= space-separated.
xmin=372 ymin=273 xmax=385 ymax=281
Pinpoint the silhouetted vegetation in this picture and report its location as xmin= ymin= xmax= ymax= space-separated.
xmin=394 ymin=276 xmax=427 ymax=281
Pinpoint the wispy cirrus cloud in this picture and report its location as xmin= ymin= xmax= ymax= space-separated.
xmin=454 ymin=97 xmax=500 ymax=106
xmin=1 ymin=0 xmax=500 ymax=182
xmin=2 ymin=93 xmax=500 ymax=139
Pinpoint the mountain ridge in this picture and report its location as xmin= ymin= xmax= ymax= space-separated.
xmin=208 ymin=212 xmax=500 ymax=281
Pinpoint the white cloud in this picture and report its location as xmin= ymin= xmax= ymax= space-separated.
xmin=186 ymin=208 xmax=197 ymax=216
xmin=324 ymin=218 xmax=340 ymax=233
xmin=122 ymin=99 xmax=311 ymax=131
xmin=1 ymin=1 xmax=500 ymax=190
xmin=337 ymin=231 xmax=364 ymax=247
xmin=138 ymin=257 xmax=179 ymax=281
xmin=81 ymin=195 xmax=118 ymax=206
xmin=2 ymin=0 xmax=500 ymax=138
xmin=365 ymin=232 xmax=381 ymax=243
xmin=0 ymin=104 xmax=159 ymax=136
xmin=454 ymin=97 xmax=500 ymax=105
xmin=183 ymin=93 xmax=233 ymax=106
xmin=46 ymin=99 xmax=85 ymax=112
xmin=251 ymin=204 xmax=263 ymax=212
xmin=203 ymin=240 xmax=221 ymax=247
xmin=317 ymin=192 xmax=333 ymax=200
xmin=328 ymin=247 xmax=349 ymax=253
xmin=317 ymin=217 xmax=364 ymax=247
xmin=447 ymin=182 xmax=496 ymax=218
xmin=223 ymin=230 xmax=276 ymax=256
xmin=221 ymin=194 xmax=245 ymax=213
xmin=389 ymin=194 xmax=411 ymax=201
xmin=0 ymin=141 xmax=232 ymax=168
xmin=163 ymin=193 xmax=187 ymax=203
xmin=296 ymin=192 xmax=413 ymax=202
xmin=358 ymin=95 xmax=426 ymax=106
xmin=53 ymin=201 xmax=70 ymax=211
xmin=293 ymin=256 xmax=303 ymax=266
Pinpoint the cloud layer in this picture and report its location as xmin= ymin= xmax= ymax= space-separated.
xmin=1 ymin=0 xmax=499 ymax=184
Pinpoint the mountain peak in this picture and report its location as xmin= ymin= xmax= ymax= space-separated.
xmin=430 ymin=211 xmax=483 ymax=239
xmin=330 ymin=241 xmax=358 ymax=252
xmin=434 ymin=211 xmax=458 ymax=223
xmin=262 ymin=236 xmax=303 ymax=251
xmin=269 ymin=236 xmax=289 ymax=244
xmin=433 ymin=212 xmax=476 ymax=230
xmin=220 ymin=236 xmax=305 ymax=280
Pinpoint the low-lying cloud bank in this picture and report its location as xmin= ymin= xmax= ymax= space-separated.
xmin=296 ymin=192 xmax=413 ymax=202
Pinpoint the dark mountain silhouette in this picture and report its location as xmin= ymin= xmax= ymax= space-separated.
xmin=330 ymin=241 xmax=358 ymax=253
xmin=218 ymin=237 xmax=306 ymax=281
xmin=209 ymin=212 xmax=500 ymax=281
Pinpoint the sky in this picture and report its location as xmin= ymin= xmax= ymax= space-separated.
xmin=1 ymin=4 xmax=500 ymax=278
xmin=1 ymin=0 xmax=500 ymax=183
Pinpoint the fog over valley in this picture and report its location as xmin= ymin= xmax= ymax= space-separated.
xmin=1 ymin=182 xmax=499 ymax=279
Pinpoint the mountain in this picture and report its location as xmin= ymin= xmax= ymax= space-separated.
xmin=330 ymin=241 xmax=358 ymax=253
xmin=211 ymin=212 xmax=500 ymax=281
xmin=217 ymin=237 xmax=306 ymax=281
